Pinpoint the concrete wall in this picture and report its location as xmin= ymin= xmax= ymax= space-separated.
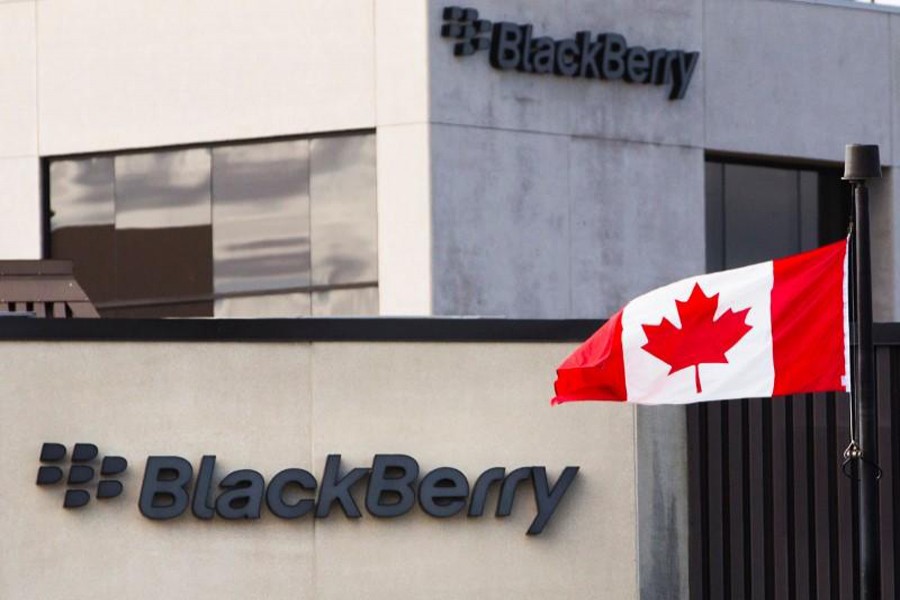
xmin=426 ymin=0 xmax=900 ymax=320
xmin=0 ymin=340 xmax=637 ymax=600
xmin=704 ymin=0 xmax=892 ymax=163
xmin=426 ymin=0 xmax=705 ymax=320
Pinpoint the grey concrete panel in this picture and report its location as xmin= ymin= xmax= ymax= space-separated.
xmin=565 ymin=0 xmax=703 ymax=145
xmin=430 ymin=124 xmax=570 ymax=317
xmin=0 ymin=342 xmax=314 ymax=600
xmin=569 ymin=138 xmax=705 ymax=319
xmin=429 ymin=1 xmax=572 ymax=135
xmin=870 ymin=170 xmax=897 ymax=320
xmin=428 ymin=0 xmax=703 ymax=147
xmin=636 ymin=405 xmax=690 ymax=600
xmin=310 ymin=342 xmax=638 ymax=600
xmin=705 ymin=0 xmax=892 ymax=162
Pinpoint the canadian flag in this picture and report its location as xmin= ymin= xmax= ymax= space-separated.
xmin=552 ymin=240 xmax=851 ymax=405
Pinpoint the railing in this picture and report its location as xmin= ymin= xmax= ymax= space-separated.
xmin=0 ymin=261 xmax=98 ymax=319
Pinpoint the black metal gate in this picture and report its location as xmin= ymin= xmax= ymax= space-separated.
xmin=688 ymin=327 xmax=900 ymax=599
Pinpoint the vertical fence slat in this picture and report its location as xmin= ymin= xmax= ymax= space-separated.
xmin=792 ymin=394 xmax=813 ymax=600
xmin=772 ymin=398 xmax=790 ymax=599
xmin=835 ymin=391 xmax=856 ymax=600
xmin=707 ymin=402 xmax=727 ymax=599
xmin=748 ymin=398 xmax=767 ymax=600
xmin=813 ymin=392 xmax=834 ymax=600
xmin=876 ymin=347 xmax=893 ymax=599
xmin=688 ymin=404 xmax=707 ymax=600
xmin=689 ymin=337 xmax=899 ymax=600
xmin=892 ymin=349 xmax=900 ymax=599
xmin=728 ymin=401 xmax=747 ymax=598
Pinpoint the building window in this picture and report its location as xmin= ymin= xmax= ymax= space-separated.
xmin=705 ymin=157 xmax=850 ymax=272
xmin=47 ymin=133 xmax=378 ymax=318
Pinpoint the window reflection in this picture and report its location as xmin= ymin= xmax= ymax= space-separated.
xmin=49 ymin=158 xmax=116 ymax=303
xmin=114 ymin=149 xmax=213 ymax=308
xmin=212 ymin=141 xmax=311 ymax=294
xmin=214 ymin=292 xmax=311 ymax=318
xmin=310 ymin=135 xmax=378 ymax=286
xmin=47 ymin=133 xmax=378 ymax=318
xmin=115 ymin=149 xmax=211 ymax=229
xmin=50 ymin=158 xmax=115 ymax=231
xmin=312 ymin=286 xmax=379 ymax=316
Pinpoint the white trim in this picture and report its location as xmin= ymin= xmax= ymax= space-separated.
xmin=843 ymin=238 xmax=853 ymax=393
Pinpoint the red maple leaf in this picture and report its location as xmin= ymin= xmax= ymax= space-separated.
xmin=640 ymin=283 xmax=752 ymax=394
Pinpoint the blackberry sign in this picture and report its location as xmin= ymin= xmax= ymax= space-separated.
xmin=36 ymin=443 xmax=579 ymax=536
xmin=441 ymin=6 xmax=700 ymax=100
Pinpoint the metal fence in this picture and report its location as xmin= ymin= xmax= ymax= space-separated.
xmin=688 ymin=327 xmax=900 ymax=599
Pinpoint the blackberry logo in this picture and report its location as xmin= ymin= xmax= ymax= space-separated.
xmin=438 ymin=5 xmax=700 ymax=100
xmin=31 ymin=445 xmax=578 ymax=534
xmin=440 ymin=6 xmax=491 ymax=56
xmin=36 ymin=442 xmax=127 ymax=508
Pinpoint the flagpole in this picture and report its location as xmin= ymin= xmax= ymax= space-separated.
xmin=843 ymin=143 xmax=881 ymax=599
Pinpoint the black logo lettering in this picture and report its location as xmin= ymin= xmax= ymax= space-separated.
xmin=36 ymin=442 xmax=127 ymax=508
xmin=215 ymin=469 xmax=265 ymax=520
xmin=315 ymin=454 xmax=369 ymax=518
xmin=366 ymin=454 xmax=419 ymax=518
xmin=266 ymin=468 xmax=317 ymax=519
xmin=599 ymin=33 xmax=627 ymax=80
xmin=418 ymin=467 xmax=470 ymax=518
xmin=139 ymin=456 xmax=192 ymax=520
xmin=442 ymin=6 xmax=699 ymax=99
xmin=37 ymin=442 xmax=580 ymax=535
xmin=441 ymin=6 xmax=491 ymax=56
xmin=490 ymin=22 xmax=523 ymax=70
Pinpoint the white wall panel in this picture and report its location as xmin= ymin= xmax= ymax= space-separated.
xmin=0 ymin=157 xmax=40 ymax=258
xmin=0 ymin=340 xmax=638 ymax=599
xmin=376 ymin=0 xmax=430 ymax=126
xmin=37 ymin=0 xmax=376 ymax=155
xmin=0 ymin=1 xmax=37 ymax=158
xmin=0 ymin=343 xmax=315 ymax=599
xmin=311 ymin=342 xmax=637 ymax=600
xmin=377 ymin=123 xmax=432 ymax=315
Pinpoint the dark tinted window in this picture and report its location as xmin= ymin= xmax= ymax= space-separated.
xmin=705 ymin=159 xmax=850 ymax=272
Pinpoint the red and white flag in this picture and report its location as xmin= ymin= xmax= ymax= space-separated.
xmin=552 ymin=240 xmax=850 ymax=405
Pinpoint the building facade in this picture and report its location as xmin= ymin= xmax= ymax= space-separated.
xmin=2 ymin=0 xmax=899 ymax=321
xmin=1 ymin=1 xmax=899 ymax=598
